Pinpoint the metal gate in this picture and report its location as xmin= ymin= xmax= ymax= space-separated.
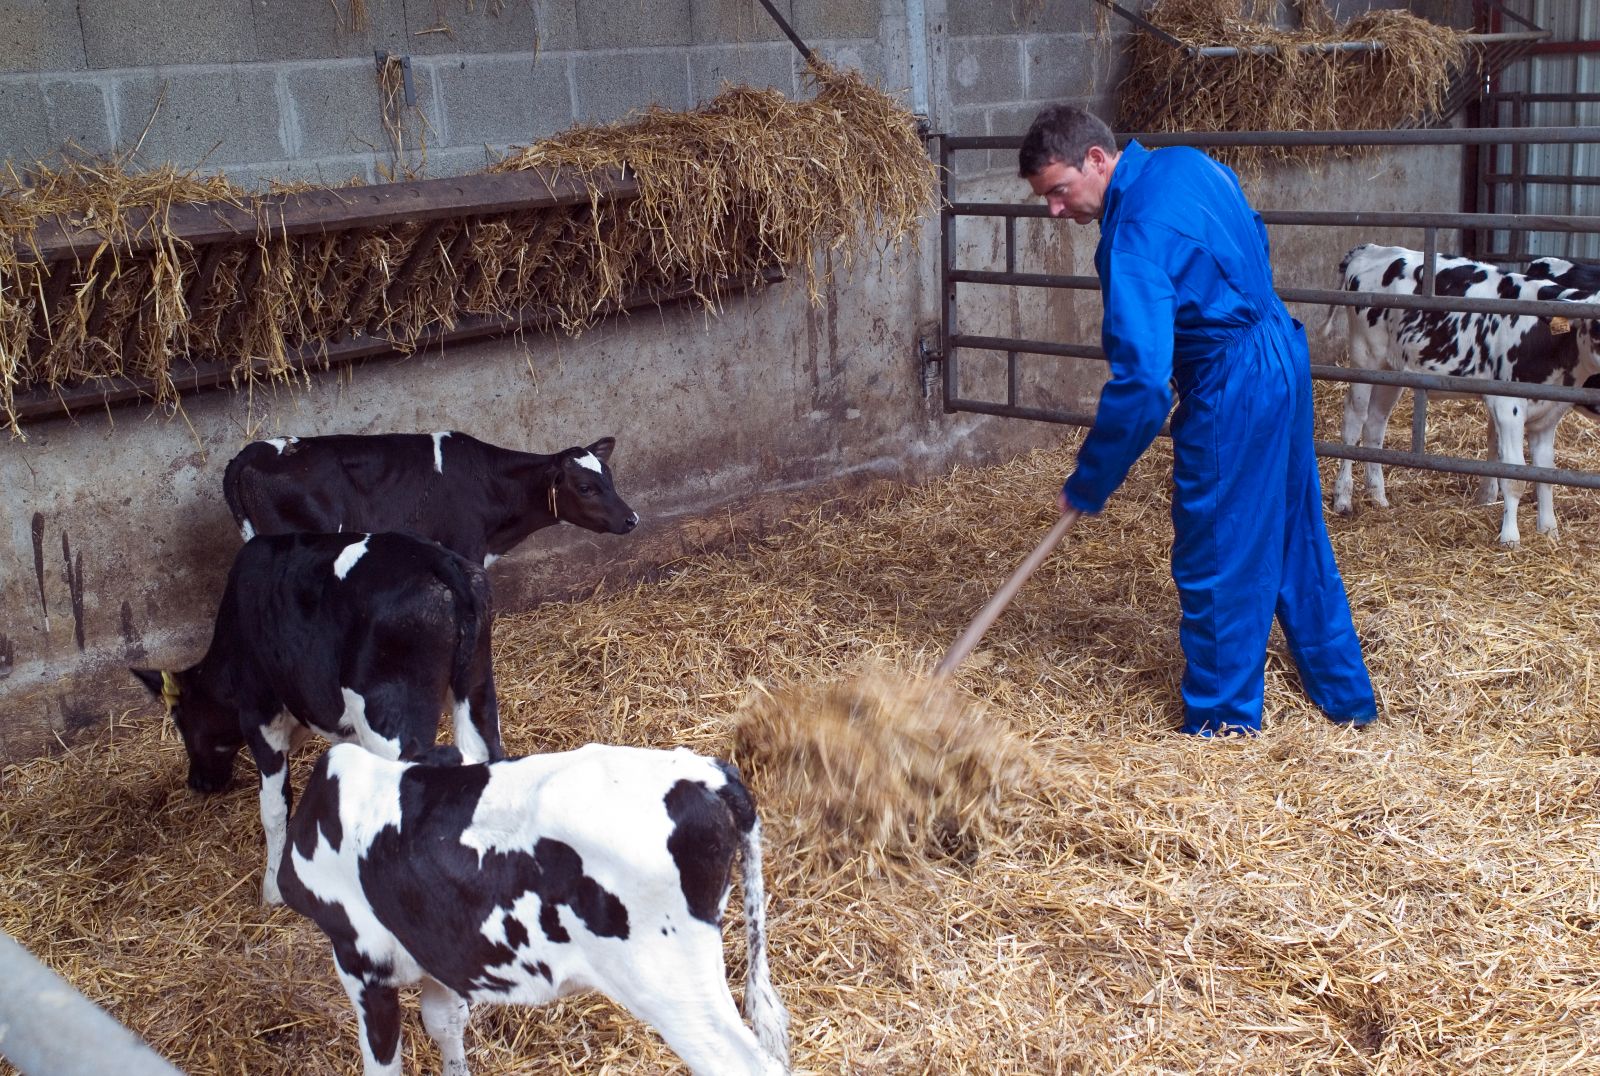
xmin=933 ymin=125 xmax=1600 ymax=499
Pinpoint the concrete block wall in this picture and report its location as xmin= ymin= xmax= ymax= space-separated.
xmin=0 ymin=0 xmax=915 ymax=186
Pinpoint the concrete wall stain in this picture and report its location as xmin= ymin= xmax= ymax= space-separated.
xmin=31 ymin=511 xmax=48 ymax=631
xmin=62 ymin=532 xmax=85 ymax=652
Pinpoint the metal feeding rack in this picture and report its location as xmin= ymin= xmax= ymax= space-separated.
xmin=1094 ymin=0 xmax=1551 ymax=132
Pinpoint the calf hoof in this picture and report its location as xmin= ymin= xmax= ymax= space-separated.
xmin=1332 ymin=500 xmax=1355 ymax=518
xmin=261 ymin=879 xmax=285 ymax=906
xmin=1498 ymin=537 xmax=1521 ymax=550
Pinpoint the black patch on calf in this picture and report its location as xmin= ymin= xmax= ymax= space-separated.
xmin=353 ymin=763 xmax=630 ymax=998
xmin=504 ymin=914 xmax=529 ymax=950
xmin=665 ymin=778 xmax=740 ymax=925
xmin=1381 ymin=257 xmax=1407 ymax=288
xmin=360 ymin=983 xmax=402 ymax=1066
xmin=289 ymin=752 xmax=344 ymax=859
xmin=522 ymin=960 xmax=552 ymax=982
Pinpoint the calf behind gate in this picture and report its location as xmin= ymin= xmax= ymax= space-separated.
xmin=1325 ymin=243 xmax=1600 ymax=545
xmin=132 ymin=531 xmax=503 ymax=903
xmin=281 ymin=742 xmax=791 ymax=1076
xmin=223 ymin=432 xmax=639 ymax=566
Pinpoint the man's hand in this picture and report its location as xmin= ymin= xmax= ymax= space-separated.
xmin=1057 ymin=488 xmax=1072 ymax=516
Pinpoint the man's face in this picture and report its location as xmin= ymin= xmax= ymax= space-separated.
xmin=1027 ymin=147 xmax=1113 ymax=224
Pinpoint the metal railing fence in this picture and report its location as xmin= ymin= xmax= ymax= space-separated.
xmin=936 ymin=126 xmax=1600 ymax=495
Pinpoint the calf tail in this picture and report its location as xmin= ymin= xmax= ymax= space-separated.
xmin=718 ymin=767 xmax=790 ymax=1069
xmin=444 ymin=557 xmax=493 ymax=702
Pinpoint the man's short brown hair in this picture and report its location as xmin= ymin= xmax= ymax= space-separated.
xmin=1018 ymin=104 xmax=1118 ymax=178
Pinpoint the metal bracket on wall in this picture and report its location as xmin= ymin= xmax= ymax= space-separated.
xmin=374 ymin=50 xmax=416 ymax=106
xmin=918 ymin=332 xmax=943 ymax=399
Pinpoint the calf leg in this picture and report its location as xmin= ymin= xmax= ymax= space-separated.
xmin=604 ymin=936 xmax=787 ymax=1076
xmin=1332 ymin=381 xmax=1370 ymax=515
xmin=1486 ymin=396 xmax=1527 ymax=547
xmin=1475 ymin=406 xmax=1502 ymax=505
xmin=1358 ymin=383 xmax=1404 ymax=508
xmin=245 ymin=713 xmax=298 ymax=905
xmin=420 ymin=977 xmax=471 ymax=1076
xmin=1529 ymin=405 xmax=1568 ymax=537
xmin=335 ymin=967 xmax=404 ymax=1076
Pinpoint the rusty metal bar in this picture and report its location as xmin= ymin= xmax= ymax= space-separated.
xmin=948 ymin=269 xmax=1600 ymax=320
xmin=14 ymin=167 xmax=637 ymax=266
xmin=949 ymin=127 xmax=1600 ymax=150
xmin=939 ymin=135 xmax=957 ymax=414
xmin=370 ymin=218 xmax=448 ymax=334
xmin=949 ymin=200 xmax=1600 ymax=235
xmin=13 ymin=264 xmax=787 ymax=423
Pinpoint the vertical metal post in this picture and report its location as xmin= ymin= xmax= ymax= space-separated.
xmin=1413 ymin=224 xmax=1437 ymax=454
xmin=1005 ymin=215 xmax=1019 ymax=407
xmin=940 ymin=135 xmax=957 ymax=413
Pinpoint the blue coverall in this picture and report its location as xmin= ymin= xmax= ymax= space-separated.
xmin=1064 ymin=141 xmax=1377 ymax=735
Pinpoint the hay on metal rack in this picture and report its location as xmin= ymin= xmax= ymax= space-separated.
xmin=0 ymin=59 xmax=936 ymax=435
xmin=1116 ymin=0 xmax=1470 ymax=171
xmin=731 ymin=668 xmax=1030 ymax=866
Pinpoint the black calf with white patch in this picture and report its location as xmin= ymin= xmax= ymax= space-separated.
xmin=223 ymin=432 xmax=639 ymax=566
xmin=281 ymin=743 xmax=790 ymax=1075
xmin=131 ymin=531 xmax=503 ymax=903
xmin=1326 ymin=243 xmax=1600 ymax=545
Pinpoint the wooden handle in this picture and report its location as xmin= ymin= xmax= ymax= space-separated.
xmin=934 ymin=509 xmax=1081 ymax=678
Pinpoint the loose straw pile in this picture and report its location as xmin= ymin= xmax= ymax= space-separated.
xmin=4 ymin=388 xmax=1600 ymax=1072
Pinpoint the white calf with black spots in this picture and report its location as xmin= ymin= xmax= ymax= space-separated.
xmin=1325 ymin=243 xmax=1600 ymax=546
xmin=131 ymin=531 xmax=503 ymax=904
xmin=281 ymin=743 xmax=790 ymax=1076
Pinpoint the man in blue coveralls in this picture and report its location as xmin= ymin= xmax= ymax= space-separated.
xmin=1018 ymin=104 xmax=1377 ymax=736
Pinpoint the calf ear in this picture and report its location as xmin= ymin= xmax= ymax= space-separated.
xmin=130 ymin=667 xmax=182 ymax=714
xmin=586 ymin=437 xmax=616 ymax=463
xmin=130 ymin=667 xmax=166 ymax=698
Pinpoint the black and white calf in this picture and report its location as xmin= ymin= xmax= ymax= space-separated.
xmin=132 ymin=531 xmax=503 ymax=903
xmin=223 ymin=432 xmax=639 ymax=566
xmin=281 ymin=743 xmax=790 ymax=1076
xmin=1528 ymin=256 xmax=1600 ymax=293
xmin=1325 ymin=243 xmax=1600 ymax=545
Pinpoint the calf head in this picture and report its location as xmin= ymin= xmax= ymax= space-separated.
xmin=130 ymin=666 xmax=245 ymax=793
xmin=550 ymin=437 xmax=640 ymax=535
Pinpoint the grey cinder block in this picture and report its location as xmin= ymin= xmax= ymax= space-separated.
xmin=434 ymin=53 xmax=570 ymax=146
xmin=572 ymin=51 xmax=690 ymax=124
xmin=689 ymin=43 xmax=796 ymax=105
xmin=80 ymin=0 xmax=259 ymax=68
xmin=113 ymin=67 xmax=285 ymax=168
xmin=792 ymin=0 xmax=878 ymax=42
xmin=405 ymin=0 xmax=540 ymax=56
xmin=251 ymin=0 xmax=408 ymax=62
xmin=948 ymin=36 xmax=1024 ymax=107
xmin=0 ymin=0 xmax=87 ymax=75
xmin=576 ymin=0 xmax=692 ymax=49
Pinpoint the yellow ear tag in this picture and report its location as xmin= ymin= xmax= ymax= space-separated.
xmin=1551 ymin=316 xmax=1572 ymax=335
xmin=160 ymin=670 xmax=181 ymax=714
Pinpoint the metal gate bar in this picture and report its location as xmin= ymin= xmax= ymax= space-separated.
xmin=937 ymin=126 xmax=1600 ymax=494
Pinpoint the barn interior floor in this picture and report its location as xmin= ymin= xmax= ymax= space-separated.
xmin=5 ymin=385 xmax=1600 ymax=1074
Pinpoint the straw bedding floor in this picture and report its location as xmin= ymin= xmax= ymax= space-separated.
xmin=5 ymin=392 xmax=1600 ymax=1074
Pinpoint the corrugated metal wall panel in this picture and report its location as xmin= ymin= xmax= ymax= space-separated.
xmin=1494 ymin=0 xmax=1599 ymax=261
